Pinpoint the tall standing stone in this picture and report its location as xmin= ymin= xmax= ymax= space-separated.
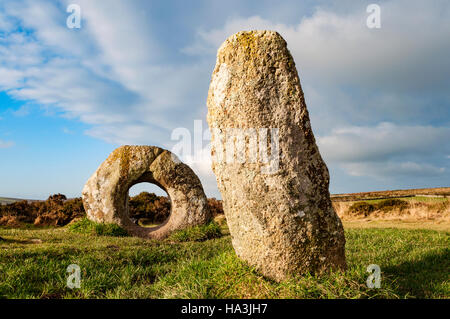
xmin=206 ymin=31 xmax=346 ymax=281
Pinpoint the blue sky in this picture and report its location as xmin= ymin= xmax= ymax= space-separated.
xmin=0 ymin=0 xmax=449 ymax=199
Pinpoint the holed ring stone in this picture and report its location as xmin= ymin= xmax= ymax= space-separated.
xmin=82 ymin=145 xmax=211 ymax=239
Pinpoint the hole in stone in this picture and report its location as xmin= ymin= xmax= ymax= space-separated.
xmin=128 ymin=183 xmax=171 ymax=229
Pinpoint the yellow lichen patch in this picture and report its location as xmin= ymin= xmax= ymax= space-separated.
xmin=119 ymin=146 xmax=132 ymax=179
xmin=105 ymin=146 xmax=132 ymax=180
xmin=235 ymin=31 xmax=258 ymax=59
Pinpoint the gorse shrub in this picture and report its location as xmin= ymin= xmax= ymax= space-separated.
xmin=0 ymin=200 xmax=37 ymax=223
xmin=348 ymin=202 xmax=376 ymax=216
xmin=68 ymin=218 xmax=129 ymax=237
xmin=34 ymin=195 xmax=85 ymax=226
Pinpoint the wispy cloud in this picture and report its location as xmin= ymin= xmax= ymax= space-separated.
xmin=342 ymin=161 xmax=445 ymax=179
xmin=0 ymin=139 xmax=14 ymax=148
xmin=12 ymin=105 xmax=31 ymax=116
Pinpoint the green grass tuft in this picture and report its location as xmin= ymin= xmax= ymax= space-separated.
xmin=68 ymin=218 xmax=129 ymax=237
xmin=168 ymin=222 xmax=222 ymax=242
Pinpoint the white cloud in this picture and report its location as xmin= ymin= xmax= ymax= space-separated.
xmin=184 ymin=147 xmax=219 ymax=198
xmin=317 ymin=123 xmax=450 ymax=162
xmin=317 ymin=122 xmax=450 ymax=179
xmin=0 ymin=10 xmax=13 ymax=31
xmin=0 ymin=68 xmax=26 ymax=89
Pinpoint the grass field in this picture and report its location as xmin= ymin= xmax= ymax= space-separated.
xmin=0 ymin=221 xmax=448 ymax=299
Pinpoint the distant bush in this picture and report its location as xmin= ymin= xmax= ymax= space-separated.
xmin=376 ymin=199 xmax=408 ymax=211
xmin=0 ymin=194 xmax=85 ymax=227
xmin=0 ymin=200 xmax=37 ymax=224
xmin=34 ymin=195 xmax=85 ymax=226
xmin=348 ymin=198 xmax=409 ymax=216
xmin=128 ymin=192 xmax=225 ymax=224
xmin=168 ymin=222 xmax=222 ymax=242
xmin=68 ymin=218 xmax=129 ymax=237
xmin=208 ymin=198 xmax=224 ymax=216
xmin=128 ymin=192 xmax=170 ymax=224
xmin=348 ymin=202 xmax=376 ymax=216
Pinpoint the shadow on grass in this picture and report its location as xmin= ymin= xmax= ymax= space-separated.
xmin=383 ymin=248 xmax=450 ymax=298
